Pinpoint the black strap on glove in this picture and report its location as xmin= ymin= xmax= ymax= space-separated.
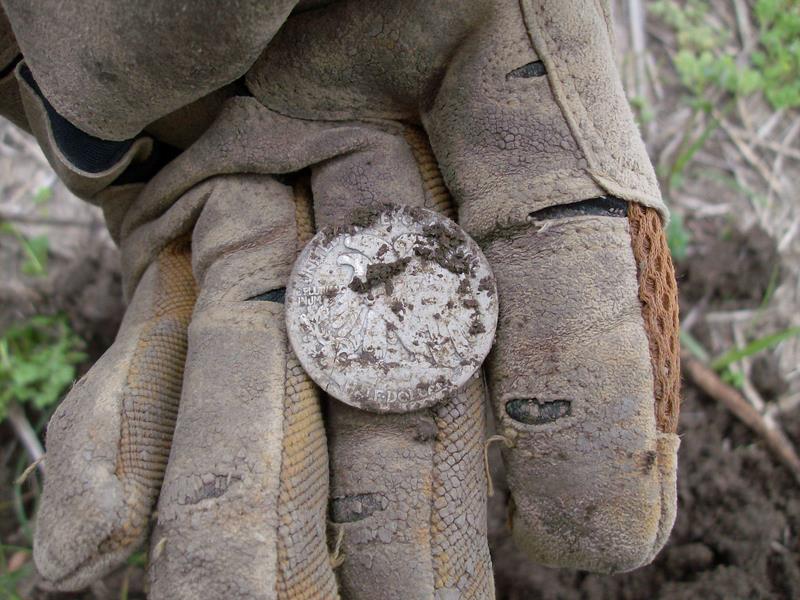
xmin=20 ymin=64 xmax=179 ymax=182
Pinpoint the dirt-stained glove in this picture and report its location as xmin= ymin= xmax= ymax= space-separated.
xmin=29 ymin=168 xmax=341 ymax=598
xmin=1 ymin=0 xmax=680 ymax=598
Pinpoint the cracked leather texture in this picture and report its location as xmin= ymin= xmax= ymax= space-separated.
xmin=0 ymin=0 xmax=682 ymax=597
xmin=1 ymin=0 xmax=298 ymax=140
xmin=33 ymin=241 xmax=196 ymax=590
xmin=484 ymin=217 xmax=678 ymax=573
xmin=315 ymin=139 xmax=495 ymax=598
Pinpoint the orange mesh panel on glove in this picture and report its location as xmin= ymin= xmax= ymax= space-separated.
xmin=628 ymin=203 xmax=681 ymax=433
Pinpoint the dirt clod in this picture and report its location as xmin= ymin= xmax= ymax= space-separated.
xmin=349 ymin=257 xmax=411 ymax=294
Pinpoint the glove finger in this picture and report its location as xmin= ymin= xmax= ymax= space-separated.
xmin=327 ymin=376 xmax=493 ymax=600
xmin=33 ymin=239 xmax=195 ymax=590
xmin=419 ymin=1 xmax=679 ymax=572
xmin=276 ymin=177 xmax=340 ymax=599
xmin=483 ymin=205 xmax=679 ymax=573
xmin=146 ymin=175 xmax=337 ymax=599
xmin=313 ymin=126 xmax=493 ymax=599
xmin=406 ymin=129 xmax=494 ymax=598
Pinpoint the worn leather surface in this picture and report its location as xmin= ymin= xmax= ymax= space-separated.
xmin=1 ymin=0 xmax=298 ymax=140
xmin=0 ymin=9 xmax=25 ymax=132
xmin=33 ymin=241 xmax=196 ymax=590
xmin=248 ymin=0 xmax=664 ymax=237
xmin=16 ymin=62 xmax=153 ymax=200
xmin=0 ymin=67 xmax=25 ymax=132
xmin=315 ymin=130 xmax=494 ymax=599
xmin=148 ymin=299 xmax=287 ymax=599
xmin=146 ymin=176 xmax=339 ymax=599
xmin=0 ymin=5 xmax=17 ymax=70
xmin=484 ymin=216 xmax=678 ymax=572
xmin=0 ymin=0 xmax=683 ymax=596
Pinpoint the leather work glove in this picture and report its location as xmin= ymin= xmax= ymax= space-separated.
xmin=0 ymin=1 xmax=681 ymax=598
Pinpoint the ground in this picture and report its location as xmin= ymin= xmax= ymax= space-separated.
xmin=1 ymin=1 xmax=799 ymax=598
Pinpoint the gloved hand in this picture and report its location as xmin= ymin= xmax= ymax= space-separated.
xmin=0 ymin=1 xmax=680 ymax=598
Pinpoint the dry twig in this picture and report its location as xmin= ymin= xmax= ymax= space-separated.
xmin=717 ymin=114 xmax=785 ymax=194
xmin=723 ymin=123 xmax=800 ymax=162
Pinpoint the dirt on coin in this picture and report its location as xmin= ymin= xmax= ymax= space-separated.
xmin=348 ymin=256 xmax=411 ymax=295
xmin=414 ymin=221 xmax=474 ymax=275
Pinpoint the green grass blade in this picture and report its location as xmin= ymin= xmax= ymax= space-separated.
xmin=710 ymin=326 xmax=800 ymax=371
xmin=680 ymin=329 xmax=710 ymax=362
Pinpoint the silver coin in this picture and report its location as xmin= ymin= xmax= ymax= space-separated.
xmin=286 ymin=205 xmax=498 ymax=413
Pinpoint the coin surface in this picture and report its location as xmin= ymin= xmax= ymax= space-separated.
xmin=286 ymin=205 xmax=498 ymax=413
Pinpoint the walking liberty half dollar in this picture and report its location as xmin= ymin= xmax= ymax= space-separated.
xmin=285 ymin=205 xmax=499 ymax=413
